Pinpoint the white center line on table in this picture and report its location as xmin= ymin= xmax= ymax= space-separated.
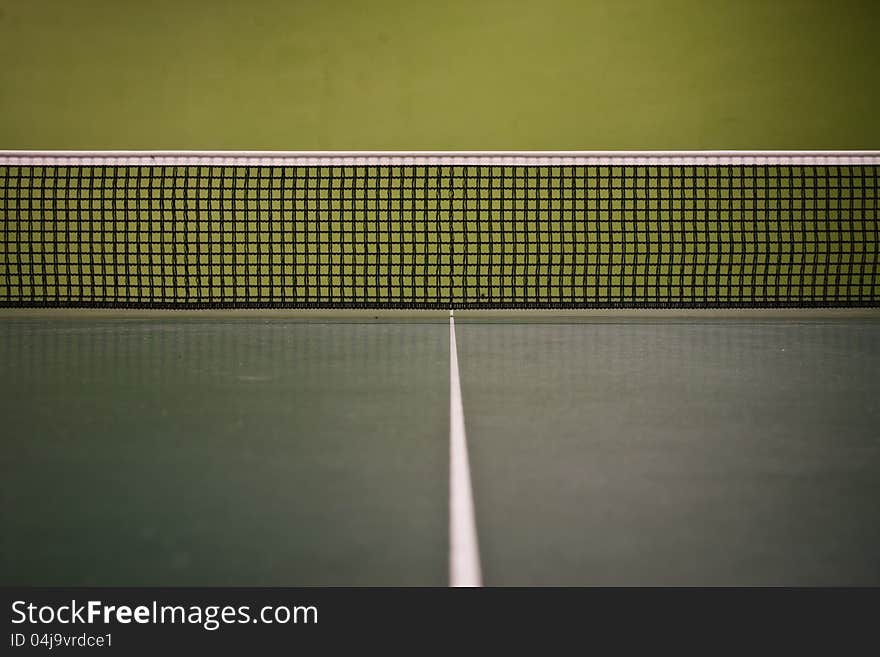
xmin=448 ymin=310 xmax=483 ymax=587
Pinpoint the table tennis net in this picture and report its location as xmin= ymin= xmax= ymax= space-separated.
xmin=1 ymin=152 xmax=878 ymax=308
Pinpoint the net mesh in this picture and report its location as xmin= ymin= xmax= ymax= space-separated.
xmin=1 ymin=153 xmax=878 ymax=308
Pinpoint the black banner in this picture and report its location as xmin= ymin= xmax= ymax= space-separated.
xmin=1 ymin=588 xmax=876 ymax=652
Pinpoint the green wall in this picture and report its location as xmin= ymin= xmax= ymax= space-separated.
xmin=1 ymin=0 xmax=878 ymax=149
